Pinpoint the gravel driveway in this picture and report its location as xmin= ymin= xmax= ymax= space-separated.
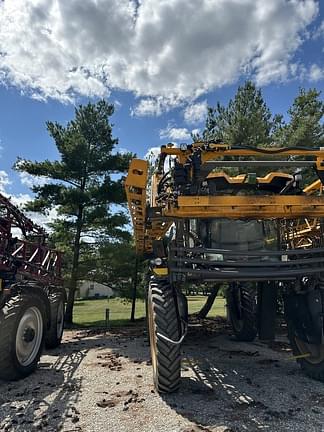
xmin=1 ymin=318 xmax=324 ymax=432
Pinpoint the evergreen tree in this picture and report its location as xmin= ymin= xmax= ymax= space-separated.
xmin=14 ymin=100 xmax=133 ymax=324
xmin=274 ymin=88 xmax=324 ymax=147
xmin=202 ymin=81 xmax=274 ymax=146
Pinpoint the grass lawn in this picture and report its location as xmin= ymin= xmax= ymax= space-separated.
xmin=73 ymin=295 xmax=226 ymax=327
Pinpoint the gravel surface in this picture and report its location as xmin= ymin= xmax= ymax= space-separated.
xmin=1 ymin=318 xmax=324 ymax=432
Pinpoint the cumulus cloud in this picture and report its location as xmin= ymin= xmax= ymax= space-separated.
xmin=184 ymin=101 xmax=208 ymax=124
xmin=10 ymin=192 xmax=58 ymax=231
xmin=144 ymin=146 xmax=161 ymax=162
xmin=160 ymin=124 xmax=191 ymax=141
xmin=19 ymin=172 xmax=49 ymax=188
xmin=0 ymin=170 xmax=29 ymax=205
xmin=0 ymin=170 xmax=12 ymax=194
xmin=159 ymin=123 xmax=203 ymax=141
xmin=25 ymin=207 xmax=58 ymax=230
xmin=131 ymin=96 xmax=183 ymax=116
xmin=0 ymin=170 xmax=57 ymax=231
xmin=312 ymin=20 xmax=324 ymax=39
xmin=0 ymin=0 xmax=319 ymax=106
xmin=308 ymin=63 xmax=324 ymax=81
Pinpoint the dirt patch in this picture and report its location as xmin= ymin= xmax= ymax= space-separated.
xmin=0 ymin=320 xmax=324 ymax=431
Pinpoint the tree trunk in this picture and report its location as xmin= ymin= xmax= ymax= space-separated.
xmin=197 ymin=286 xmax=220 ymax=319
xmin=65 ymin=206 xmax=84 ymax=325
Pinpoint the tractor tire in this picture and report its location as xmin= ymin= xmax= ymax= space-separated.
xmin=147 ymin=277 xmax=181 ymax=393
xmin=287 ymin=321 xmax=324 ymax=382
xmin=0 ymin=291 xmax=46 ymax=381
xmin=286 ymin=287 xmax=324 ymax=382
xmin=227 ymin=283 xmax=258 ymax=342
xmin=45 ymin=289 xmax=65 ymax=349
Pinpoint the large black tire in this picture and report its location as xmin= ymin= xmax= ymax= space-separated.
xmin=227 ymin=283 xmax=258 ymax=342
xmin=45 ymin=289 xmax=65 ymax=349
xmin=0 ymin=292 xmax=46 ymax=381
xmin=287 ymin=322 xmax=324 ymax=382
xmin=147 ymin=277 xmax=181 ymax=393
xmin=286 ymin=287 xmax=324 ymax=382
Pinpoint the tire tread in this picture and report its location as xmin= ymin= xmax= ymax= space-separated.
xmin=149 ymin=278 xmax=181 ymax=393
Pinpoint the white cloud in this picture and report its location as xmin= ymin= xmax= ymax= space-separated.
xmin=0 ymin=169 xmax=31 ymax=207
xmin=144 ymin=146 xmax=161 ymax=162
xmin=26 ymin=207 xmax=58 ymax=230
xmin=10 ymin=193 xmax=33 ymax=209
xmin=0 ymin=170 xmax=56 ymax=231
xmin=131 ymin=96 xmax=183 ymax=117
xmin=184 ymin=101 xmax=208 ymax=124
xmin=0 ymin=0 xmax=319 ymax=106
xmin=0 ymin=170 xmax=12 ymax=194
xmin=113 ymin=99 xmax=122 ymax=110
xmin=8 ymin=192 xmax=57 ymax=230
xmin=131 ymin=98 xmax=165 ymax=117
xmin=160 ymin=125 xmax=191 ymax=141
xmin=308 ymin=63 xmax=324 ymax=81
xmin=118 ymin=147 xmax=131 ymax=155
xmin=312 ymin=20 xmax=324 ymax=39
xmin=191 ymin=128 xmax=201 ymax=137
xmin=19 ymin=172 xmax=49 ymax=188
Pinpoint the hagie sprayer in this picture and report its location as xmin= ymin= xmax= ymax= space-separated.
xmin=126 ymin=142 xmax=324 ymax=393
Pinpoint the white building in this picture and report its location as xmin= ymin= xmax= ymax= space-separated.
xmin=77 ymin=280 xmax=116 ymax=299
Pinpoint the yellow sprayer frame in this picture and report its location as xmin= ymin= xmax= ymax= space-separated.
xmin=125 ymin=144 xmax=324 ymax=253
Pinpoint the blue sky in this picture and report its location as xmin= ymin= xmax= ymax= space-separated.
xmin=0 ymin=0 xmax=323 ymax=210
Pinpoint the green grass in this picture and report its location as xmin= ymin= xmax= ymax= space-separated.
xmin=73 ymin=295 xmax=226 ymax=327
xmin=187 ymin=295 xmax=226 ymax=316
xmin=73 ymin=297 xmax=146 ymax=327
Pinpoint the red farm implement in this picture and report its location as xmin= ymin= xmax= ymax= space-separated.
xmin=0 ymin=192 xmax=65 ymax=381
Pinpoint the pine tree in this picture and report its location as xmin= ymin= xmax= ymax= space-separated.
xmin=202 ymin=81 xmax=274 ymax=146
xmin=14 ymin=100 xmax=133 ymax=324
xmin=275 ymin=88 xmax=324 ymax=147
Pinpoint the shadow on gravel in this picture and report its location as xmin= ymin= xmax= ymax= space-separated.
xmin=48 ymin=319 xmax=324 ymax=432
xmin=3 ymin=319 xmax=323 ymax=432
xmin=0 ymin=336 xmax=102 ymax=431
xmin=158 ymin=321 xmax=324 ymax=432
xmin=94 ymin=317 xmax=324 ymax=431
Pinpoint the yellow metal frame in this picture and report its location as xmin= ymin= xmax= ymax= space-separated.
xmin=206 ymin=171 xmax=293 ymax=184
xmin=125 ymin=159 xmax=148 ymax=253
xmin=125 ymin=145 xmax=324 ymax=253
xmin=125 ymin=159 xmax=171 ymax=253
xmin=165 ymin=195 xmax=324 ymax=219
xmin=160 ymin=143 xmax=324 ymax=170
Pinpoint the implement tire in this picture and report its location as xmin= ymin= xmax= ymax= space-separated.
xmin=227 ymin=283 xmax=257 ymax=342
xmin=286 ymin=287 xmax=324 ymax=382
xmin=45 ymin=289 xmax=65 ymax=349
xmin=0 ymin=292 xmax=46 ymax=381
xmin=287 ymin=321 xmax=324 ymax=382
xmin=147 ymin=277 xmax=181 ymax=393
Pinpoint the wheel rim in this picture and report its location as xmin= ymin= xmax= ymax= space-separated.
xmin=16 ymin=306 xmax=43 ymax=367
xmin=295 ymin=337 xmax=324 ymax=364
xmin=56 ymin=301 xmax=64 ymax=339
xmin=147 ymin=290 xmax=158 ymax=385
